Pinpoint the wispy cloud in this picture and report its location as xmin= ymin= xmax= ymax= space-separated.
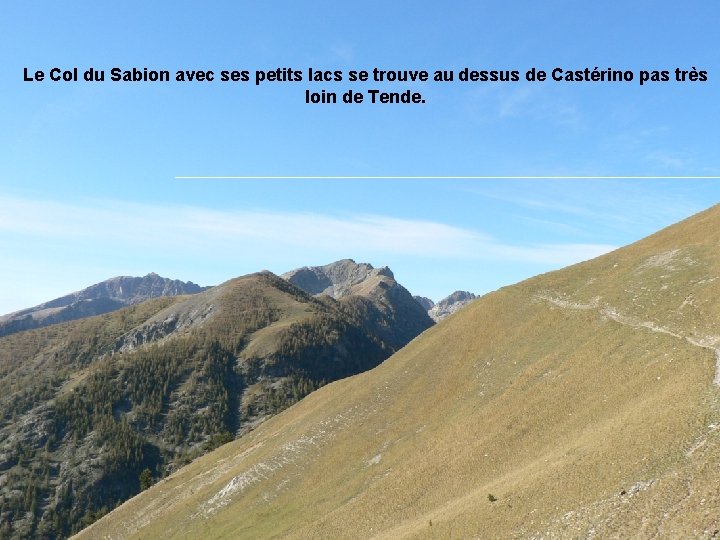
xmin=462 ymin=180 xmax=706 ymax=235
xmin=463 ymin=84 xmax=583 ymax=129
xmin=645 ymin=150 xmax=689 ymax=169
xmin=0 ymin=193 xmax=615 ymax=266
xmin=329 ymin=44 xmax=355 ymax=64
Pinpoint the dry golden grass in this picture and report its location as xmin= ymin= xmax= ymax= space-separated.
xmin=77 ymin=204 xmax=720 ymax=539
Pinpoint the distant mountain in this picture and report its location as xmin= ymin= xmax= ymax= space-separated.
xmin=0 ymin=273 xmax=205 ymax=338
xmin=413 ymin=295 xmax=435 ymax=311
xmin=428 ymin=290 xmax=477 ymax=321
xmin=283 ymin=259 xmax=434 ymax=349
xmin=82 ymin=204 xmax=720 ymax=539
xmin=0 ymin=264 xmax=432 ymax=539
xmin=412 ymin=291 xmax=477 ymax=321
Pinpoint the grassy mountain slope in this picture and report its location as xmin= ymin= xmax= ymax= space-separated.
xmin=0 ymin=270 xmax=431 ymax=539
xmin=80 ymin=204 xmax=720 ymax=538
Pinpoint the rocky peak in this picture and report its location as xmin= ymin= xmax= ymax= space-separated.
xmin=428 ymin=290 xmax=477 ymax=322
xmin=282 ymin=260 xmax=434 ymax=349
xmin=282 ymin=259 xmax=394 ymax=299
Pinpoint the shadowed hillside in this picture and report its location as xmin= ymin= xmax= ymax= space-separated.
xmin=78 ymin=204 xmax=720 ymax=538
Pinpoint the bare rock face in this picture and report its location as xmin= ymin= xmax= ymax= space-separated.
xmin=0 ymin=273 xmax=205 ymax=337
xmin=428 ymin=291 xmax=477 ymax=322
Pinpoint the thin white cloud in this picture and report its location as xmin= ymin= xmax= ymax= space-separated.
xmin=462 ymin=181 xmax=704 ymax=232
xmin=0 ymin=193 xmax=615 ymax=266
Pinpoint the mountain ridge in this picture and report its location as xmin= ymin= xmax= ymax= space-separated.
xmin=0 ymin=263 xmax=433 ymax=538
xmin=78 ymin=203 xmax=720 ymax=538
xmin=0 ymin=273 xmax=206 ymax=338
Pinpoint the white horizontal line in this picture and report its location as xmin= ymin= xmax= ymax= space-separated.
xmin=176 ymin=176 xmax=720 ymax=179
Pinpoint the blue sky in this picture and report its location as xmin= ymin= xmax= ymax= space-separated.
xmin=1 ymin=2 xmax=719 ymax=313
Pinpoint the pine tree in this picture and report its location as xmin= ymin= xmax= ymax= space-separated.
xmin=139 ymin=468 xmax=153 ymax=491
